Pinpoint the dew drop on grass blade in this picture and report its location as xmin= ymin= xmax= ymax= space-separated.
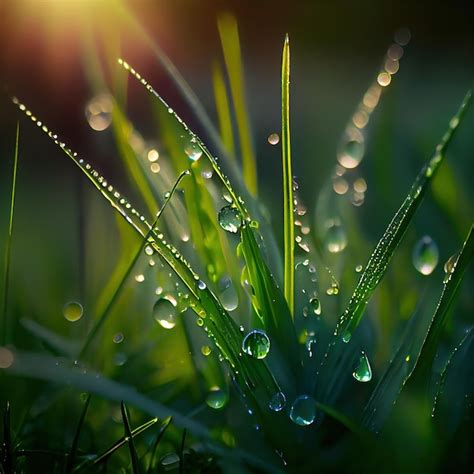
xmin=335 ymin=89 xmax=472 ymax=342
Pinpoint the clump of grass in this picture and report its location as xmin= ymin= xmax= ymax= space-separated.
xmin=1 ymin=12 xmax=473 ymax=474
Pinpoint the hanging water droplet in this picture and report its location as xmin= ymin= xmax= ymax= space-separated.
xmin=269 ymin=391 xmax=286 ymax=412
xmin=309 ymin=297 xmax=321 ymax=315
xmin=325 ymin=220 xmax=347 ymax=253
xmin=206 ymin=387 xmax=228 ymax=409
xmin=353 ymin=351 xmax=372 ymax=382
xmin=219 ymin=278 xmax=239 ymax=312
xmin=337 ymin=137 xmax=365 ymax=169
xmin=412 ymin=235 xmax=439 ymax=276
xmin=218 ymin=206 xmax=242 ymax=234
xmin=153 ymin=297 xmax=178 ymax=329
xmin=184 ymin=141 xmax=203 ymax=161
xmin=63 ymin=302 xmax=83 ymax=322
xmin=242 ymin=330 xmax=270 ymax=359
xmin=290 ymin=395 xmax=316 ymax=426
xmin=267 ymin=133 xmax=280 ymax=145
xmin=443 ymin=251 xmax=460 ymax=283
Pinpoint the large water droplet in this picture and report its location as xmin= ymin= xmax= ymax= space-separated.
xmin=206 ymin=387 xmax=228 ymax=409
xmin=412 ymin=235 xmax=439 ymax=275
xmin=242 ymin=330 xmax=270 ymax=359
xmin=218 ymin=206 xmax=242 ymax=234
xmin=352 ymin=352 xmax=372 ymax=382
xmin=309 ymin=297 xmax=321 ymax=315
xmin=269 ymin=391 xmax=286 ymax=412
xmin=325 ymin=220 xmax=347 ymax=253
xmin=219 ymin=278 xmax=238 ymax=312
xmin=85 ymin=94 xmax=113 ymax=132
xmin=153 ymin=297 xmax=178 ymax=329
xmin=267 ymin=133 xmax=280 ymax=145
xmin=290 ymin=395 xmax=316 ymax=426
xmin=63 ymin=302 xmax=83 ymax=322
xmin=184 ymin=141 xmax=203 ymax=161
xmin=337 ymin=137 xmax=365 ymax=169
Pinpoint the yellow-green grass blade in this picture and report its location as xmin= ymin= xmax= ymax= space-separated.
xmin=335 ymin=89 xmax=472 ymax=341
xmin=212 ymin=61 xmax=236 ymax=160
xmin=281 ymin=34 xmax=294 ymax=317
xmin=217 ymin=12 xmax=257 ymax=195
xmin=2 ymin=122 xmax=20 ymax=346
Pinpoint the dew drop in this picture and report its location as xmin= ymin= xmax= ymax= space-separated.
xmin=352 ymin=351 xmax=372 ymax=382
xmin=242 ymin=330 xmax=270 ymax=359
xmin=218 ymin=206 xmax=242 ymax=233
xmin=325 ymin=220 xmax=348 ymax=253
xmin=153 ymin=297 xmax=178 ymax=329
xmin=63 ymin=302 xmax=83 ymax=322
xmin=85 ymin=94 xmax=113 ymax=132
xmin=309 ymin=297 xmax=321 ymax=315
xmin=206 ymin=387 xmax=228 ymax=409
xmin=184 ymin=141 xmax=203 ymax=161
xmin=290 ymin=395 xmax=316 ymax=426
xmin=412 ymin=235 xmax=439 ymax=276
xmin=219 ymin=279 xmax=239 ymax=312
xmin=355 ymin=264 xmax=363 ymax=273
xmin=337 ymin=138 xmax=365 ymax=169
xmin=201 ymin=345 xmax=212 ymax=356
xmin=267 ymin=133 xmax=280 ymax=145
xmin=269 ymin=391 xmax=286 ymax=412
xmin=197 ymin=280 xmax=207 ymax=290
xmin=342 ymin=330 xmax=352 ymax=343
xmin=113 ymin=333 xmax=124 ymax=344
xmin=443 ymin=251 xmax=460 ymax=283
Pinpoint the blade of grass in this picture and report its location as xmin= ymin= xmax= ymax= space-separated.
xmin=281 ymin=34 xmax=294 ymax=317
xmin=212 ymin=61 xmax=236 ymax=159
xmin=65 ymin=394 xmax=91 ymax=474
xmin=179 ymin=429 xmax=186 ymax=474
xmin=2 ymin=402 xmax=13 ymax=474
xmin=2 ymin=123 xmax=20 ymax=346
xmin=335 ymin=89 xmax=472 ymax=341
xmin=146 ymin=417 xmax=172 ymax=474
xmin=120 ymin=402 xmax=140 ymax=474
xmin=217 ymin=13 xmax=257 ymax=195
xmin=362 ymin=225 xmax=474 ymax=431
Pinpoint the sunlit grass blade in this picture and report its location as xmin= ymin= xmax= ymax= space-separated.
xmin=120 ymin=401 xmax=140 ymax=474
xmin=335 ymin=89 xmax=472 ymax=341
xmin=65 ymin=394 xmax=91 ymax=474
xmin=78 ymin=169 xmax=190 ymax=358
xmin=362 ymin=225 xmax=474 ymax=431
xmin=217 ymin=12 xmax=257 ymax=195
xmin=281 ymin=34 xmax=294 ymax=317
xmin=212 ymin=61 xmax=236 ymax=159
xmin=146 ymin=417 xmax=172 ymax=474
xmin=2 ymin=402 xmax=13 ymax=474
xmin=2 ymin=123 xmax=20 ymax=346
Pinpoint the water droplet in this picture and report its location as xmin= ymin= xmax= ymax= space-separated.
xmin=85 ymin=93 xmax=113 ymax=132
xmin=338 ymin=138 xmax=364 ymax=169
xmin=113 ymin=333 xmax=124 ymax=344
xmin=206 ymin=387 xmax=228 ymax=409
xmin=201 ymin=345 xmax=212 ymax=356
xmin=184 ymin=141 xmax=203 ymax=161
xmin=135 ymin=274 xmax=145 ymax=283
xmin=144 ymin=245 xmax=154 ymax=256
xmin=153 ymin=297 xmax=178 ymax=329
xmin=290 ymin=395 xmax=316 ymax=426
xmin=309 ymin=297 xmax=321 ymax=315
xmin=325 ymin=220 xmax=347 ymax=253
xmin=160 ymin=453 xmax=180 ymax=468
xmin=269 ymin=391 xmax=286 ymax=412
xmin=443 ymin=251 xmax=460 ymax=283
xmin=267 ymin=133 xmax=280 ymax=145
xmin=352 ymin=352 xmax=372 ymax=382
xmin=114 ymin=352 xmax=127 ymax=366
xmin=219 ymin=279 xmax=238 ymax=312
xmin=0 ymin=347 xmax=14 ymax=369
xmin=342 ymin=329 xmax=352 ymax=343
xmin=218 ymin=206 xmax=242 ymax=233
xmin=355 ymin=264 xmax=363 ymax=273
xmin=242 ymin=330 xmax=270 ymax=359
xmin=63 ymin=302 xmax=83 ymax=322
xmin=412 ymin=235 xmax=439 ymax=276
xmin=197 ymin=280 xmax=206 ymax=290
xmin=147 ymin=149 xmax=159 ymax=162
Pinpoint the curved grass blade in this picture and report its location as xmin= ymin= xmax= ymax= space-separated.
xmin=212 ymin=61 xmax=236 ymax=159
xmin=78 ymin=169 xmax=190 ymax=358
xmin=362 ymin=225 xmax=474 ymax=432
xmin=335 ymin=89 xmax=472 ymax=341
xmin=217 ymin=12 xmax=257 ymax=195
xmin=120 ymin=402 xmax=140 ymax=474
xmin=146 ymin=417 xmax=172 ymax=474
xmin=65 ymin=394 xmax=91 ymax=474
xmin=2 ymin=402 xmax=13 ymax=474
xmin=281 ymin=34 xmax=294 ymax=317
xmin=2 ymin=123 xmax=20 ymax=346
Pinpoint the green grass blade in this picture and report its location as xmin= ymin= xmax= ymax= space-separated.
xmin=179 ymin=429 xmax=186 ymax=474
xmin=146 ymin=417 xmax=172 ymax=474
xmin=65 ymin=394 xmax=91 ymax=474
xmin=362 ymin=225 xmax=474 ymax=431
xmin=212 ymin=61 xmax=236 ymax=159
xmin=2 ymin=402 xmax=13 ymax=474
xmin=217 ymin=12 xmax=257 ymax=195
xmin=120 ymin=401 xmax=140 ymax=474
xmin=335 ymin=89 xmax=472 ymax=341
xmin=2 ymin=123 xmax=20 ymax=346
xmin=281 ymin=34 xmax=294 ymax=317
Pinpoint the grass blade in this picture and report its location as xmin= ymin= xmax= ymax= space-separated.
xmin=2 ymin=123 xmax=20 ymax=346
xmin=362 ymin=225 xmax=474 ymax=431
xmin=179 ymin=429 xmax=186 ymax=474
xmin=217 ymin=12 xmax=257 ymax=195
xmin=146 ymin=417 xmax=172 ymax=474
xmin=281 ymin=34 xmax=294 ymax=317
xmin=120 ymin=401 xmax=140 ymax=474
xmin=212 ymin=61 xmax=236 ymax=159
xmin=335 ymin=89 xmax=472 ymax=341
xmin=2 ymin=402 xmax=13 ymax=474
xmin=65 ymin=394 xmax=91 ymax=474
